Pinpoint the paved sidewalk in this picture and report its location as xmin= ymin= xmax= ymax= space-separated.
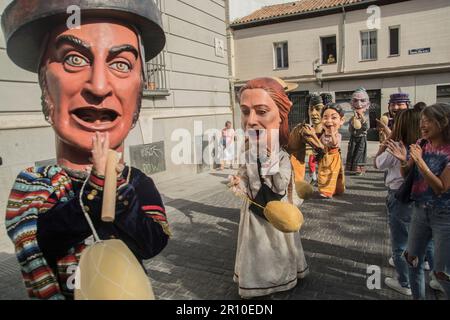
xmin=0 ymin=142 xmax=443 ymax=300
xmin=146 ymin=168 xmax=404 ymax=300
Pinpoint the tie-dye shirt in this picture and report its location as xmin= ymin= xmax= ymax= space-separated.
xmin=411 ymin=139 xmax=450 ymax=208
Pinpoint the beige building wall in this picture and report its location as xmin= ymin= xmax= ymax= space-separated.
xmin=129 ymin=0 xmax=232 ymax=181
xmin=343 ymin=0 xmax=450 ymax=72
xmin=234 ymin=13 xmax=342 ymax=81
xmin=233 ymin=0 xmax=450 ymax=81
xmin=232 ymin=0 xmax=450 ymax=118
xmin=0 ymin=0 xmax=231 ymax=214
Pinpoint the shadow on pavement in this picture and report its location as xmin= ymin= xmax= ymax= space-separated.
xmin=0 ymin=252 xmax=28 ymax=300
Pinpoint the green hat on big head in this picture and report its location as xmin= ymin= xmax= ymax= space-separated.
xmin=1 ymin=0 xmax=166 ymax=73
xmin=308 ymin=93 xmax=323 ymax=107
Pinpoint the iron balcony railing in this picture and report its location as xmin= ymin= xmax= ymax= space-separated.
xmin=145 ymin=53 xmax=169 ymax=93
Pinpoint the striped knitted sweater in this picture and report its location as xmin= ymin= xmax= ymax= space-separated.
xmin=6 ymin=165 xmax=170 ymax=300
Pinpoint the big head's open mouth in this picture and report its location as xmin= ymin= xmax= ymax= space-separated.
xmin=70 ymin=107 xmax=122 ymax=131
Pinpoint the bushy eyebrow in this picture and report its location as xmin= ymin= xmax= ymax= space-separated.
xmin=109 ymin=45 xmax=139 ymax=59
xmin=55 ymin=36 xmax=138 ymax=60
xmin=56 ymin=35 xmax=91 ymax=51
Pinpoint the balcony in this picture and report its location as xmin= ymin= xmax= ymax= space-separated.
xmin=143 ymin=53 xmax=170 ymax=97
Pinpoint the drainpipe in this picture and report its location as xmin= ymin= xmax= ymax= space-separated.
xmin=340 ymin=4 xmax=346 ymax=74
xmin=225 ymin=0 xmax=237 ymax=127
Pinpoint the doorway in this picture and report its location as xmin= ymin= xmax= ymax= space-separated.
xmin=288 ymin=91 xmax=310 ymax=130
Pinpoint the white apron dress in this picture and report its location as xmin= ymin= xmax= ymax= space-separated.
xmin=233 ymin=149 xmax=309 ymax=298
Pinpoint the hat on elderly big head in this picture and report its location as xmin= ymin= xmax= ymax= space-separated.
xmin=1 ymin=0 xmax=166 ymax=73
xmin=389 ymin=92 xmax=411 ymax=104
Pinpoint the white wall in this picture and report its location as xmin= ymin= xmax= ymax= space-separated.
xmin=233 ymin=0 xmax=450 ymax=81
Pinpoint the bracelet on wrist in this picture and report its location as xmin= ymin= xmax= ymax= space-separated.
xmin=422 ymin=165 xmax=431 ymax=174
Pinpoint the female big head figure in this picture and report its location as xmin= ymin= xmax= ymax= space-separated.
xmin=230 ymin=77 xmax=308 ymax=299
xmin=239 ymin=77 xmax=292 ymax=151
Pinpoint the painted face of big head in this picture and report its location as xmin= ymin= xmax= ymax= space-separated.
xmin=40 ymin=19 xmax=143 ymax=156
xmin=240 ymin=88 xmax=282 ymax=149
xmin=309 ymin=103 xmax=324 ymax=127
xmin=389 ymin=102 xmax=408 ymax=118
xmin=351 ymin=92 xmax=369 ymax=116
xmin=322 ymin=107 xmax=345 ymax=134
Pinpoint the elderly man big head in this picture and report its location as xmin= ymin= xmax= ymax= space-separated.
xmin=2 ymin=0 xmax=165 ymax=170
xmin=2 ymin=0 xmax=170 ymax=300
xmin=346 ymin=88 xmax=370 ymax=175
xmin=40 ymin=20 xmax=144 ymax=169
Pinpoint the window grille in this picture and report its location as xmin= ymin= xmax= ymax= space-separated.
xmin=144 ymin=0 xmax=169 ymax=94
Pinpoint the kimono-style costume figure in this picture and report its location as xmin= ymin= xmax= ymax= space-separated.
xmin=346 ymin=88 xmax=370 ymax=175
xmin=289 ymin=93 xmax=326 ymax=183
xmin=2 ymin=0 xmax=170 ymax=300
xmin=233 ymin=78 xmax=308 ymax=298
xmin=318 ymin=104 xmax=346 ymax=198
xmin=307 ymin=93 xmax=332 ymax=184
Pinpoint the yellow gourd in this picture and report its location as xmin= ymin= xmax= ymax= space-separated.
xmin=380 ymin=115 xmax=389 ymax=126
xmin=75 ymin=239 xmax=155 ymax=300
xmin=295 ymin=180 xmax=314 ymax=200
xmin=264 ymin=201 xmax=304 ymax=233
xmin=352 ymin=117 xmax=362 ymax=130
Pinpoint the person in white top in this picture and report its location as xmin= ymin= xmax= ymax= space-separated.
xmin=219 ymin=121 xmax=235 ymax=170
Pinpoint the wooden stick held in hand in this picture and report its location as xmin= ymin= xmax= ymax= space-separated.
xmin=101 ymin=150 xmax=120 ymax=222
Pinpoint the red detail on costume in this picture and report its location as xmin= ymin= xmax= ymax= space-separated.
xmin=9 ymin=190 xmax=50 ymax=199
xmin=142 ymin=205 xmax=165 ymax=214
xmin=89 ymin=174 xmax=105 ymax=187
xmin=36 ymin=286 xmax=61 ymax=300
xmin=308 ymin=154 xmax=316 ymax=173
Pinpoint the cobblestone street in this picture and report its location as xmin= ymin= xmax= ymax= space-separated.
xmin=0 ymin=0 xmax=449 ymax=304
xmin=146 ymin=168 xmax=416 ymax=300
xmin=0 ymin=143 xmax=442 ymax=300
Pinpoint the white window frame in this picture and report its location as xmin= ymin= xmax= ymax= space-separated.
xmin=360 ymin=30 xmax=378 ymax=61
xmin=273 ymin=41 xmax=289 ymax=70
